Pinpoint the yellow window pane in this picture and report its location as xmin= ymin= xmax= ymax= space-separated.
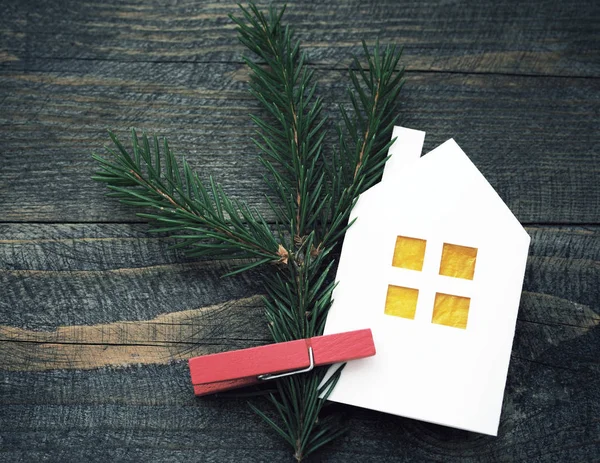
xmin=432 ymin=293 xmax=470 ymax=329
xmin=439 ymin=243 xmax=478 ymax=280
xmin=391 ymin=236 xmax=427 ymax=271
xmin=384 ymin=285 xmax=419 ymax=319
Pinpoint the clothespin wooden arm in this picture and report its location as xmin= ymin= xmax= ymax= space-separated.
xmin=189 ymin=328 xmax=375 ymax=396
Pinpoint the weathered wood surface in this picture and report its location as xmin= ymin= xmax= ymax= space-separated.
xmin=1 ymin=62 xmax=599 ymax=223
xmin=1 ymin=0 xmax=599 ymax=461
xmin=0 ymin=224 xmax=599 ymax=461
xmin=1 ymin=0 xmax=598 ymax=76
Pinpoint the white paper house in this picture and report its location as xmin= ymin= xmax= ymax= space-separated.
xmin=323 ymin=126 xmax=530 ymax=436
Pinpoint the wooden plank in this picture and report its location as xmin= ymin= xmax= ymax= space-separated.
xmin=2 ymin=223 xmax=598 ymax=330
xmin=0 ymin=223 xmax=267 ymax=329
xmin=1 ymin=0 xmax=598 ymax=77
xmin=1 ymin=223 xmax=598 ymax=334
xmin=0 ymin=356 xmax=597 ymax=462
xmin=1 ymin=62 xmax=598 ymax=224
xmin=0 ymin=224 xmax=598 ymax=460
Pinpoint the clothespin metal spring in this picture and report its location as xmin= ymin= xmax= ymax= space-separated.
xmin=258 ymin=346 xmax=314 ymax=381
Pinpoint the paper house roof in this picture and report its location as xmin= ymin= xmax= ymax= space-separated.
xmin=323 ymin=126 xmax=530 ymax=436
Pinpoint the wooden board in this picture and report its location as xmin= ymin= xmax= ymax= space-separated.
xmin=1 ymin=62 xmax=598 ymax=224
xmin=1 ymin=0 xmax=599 ymax=461
xmin=1 ymin=0 xmax=598 ymax=77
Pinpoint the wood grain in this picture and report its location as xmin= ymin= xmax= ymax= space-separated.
xmin=0 ymin=296 xmax=266 ymax=371
xmin=0 ymin=223 xmax=268 ymax=329
xmin=1 ymin=0 xmax=599 ymax=460
xmin=1 ymin=0 xmax=598 ymax=77
xmin=1 ymin=62 xmax=598 ymax=224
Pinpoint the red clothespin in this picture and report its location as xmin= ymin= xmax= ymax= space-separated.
xmin=189 ymin=328 xmax=375 ymax=396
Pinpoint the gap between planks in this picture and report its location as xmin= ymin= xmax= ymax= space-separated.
xmin=1 ymin=57 xmax=598 ymax=80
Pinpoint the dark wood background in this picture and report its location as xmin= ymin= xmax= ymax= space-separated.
xmin=1 ymin=0 xmax=598 ymax=461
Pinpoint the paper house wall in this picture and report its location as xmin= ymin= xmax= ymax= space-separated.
xmin=323 ymin=127 xmax=530 ymax=436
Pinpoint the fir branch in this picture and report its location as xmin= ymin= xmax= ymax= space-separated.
xmin=93 ymin=129 xmax=282 ymax=275
xmin=231 ymin=5 xmax=348 ymax=460
xmin=92 ymin=2 xmax=405 ymax=460
xmin=231 ymin=4 xmax=404 ymax=461
xmin=231 ymin=4 xmax=327 ymax=244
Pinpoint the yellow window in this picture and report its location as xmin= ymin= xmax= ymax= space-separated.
xmin=439 ymin=243 xmax=478 ymax=280
xmin=391 ymin=236 xmax=427 ymax=271
xmin=384 ymin=285 xmax=419 ymax=319
xmin=431 ymin=293 xmax=470 ymax=329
